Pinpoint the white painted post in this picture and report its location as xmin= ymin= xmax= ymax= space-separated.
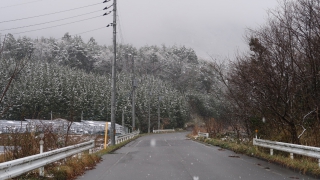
xmin=318 ymin=159 xmax=320 ymax=167
xmin=290 ymin=153 xmax=294 ymax=159
xmin=39 ymin=140 xmax=44 ymax=176
xmin=78 ymin=153 xmax=82 ymax=159
xmin=270 ymin=149 xmax=273 ymax=156
xmin=89 ymin=149 xmax=93 ymax=154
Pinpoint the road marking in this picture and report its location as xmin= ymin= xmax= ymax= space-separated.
xmin=98 ymin=152 xmax=130 ymax=179
xmin=113 ymin=152 xmax=129 ymax=167
xmin=165 ymin=139 xmax=172 ymax=146
xmin=134 ymin=140 xmax=142 ymax=147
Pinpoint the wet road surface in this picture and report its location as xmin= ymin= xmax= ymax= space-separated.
xmin=77 ymin=132 xmax=317 ymax=180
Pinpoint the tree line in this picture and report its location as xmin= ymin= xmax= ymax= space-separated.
xmin=0 ymin=34 xmax=197 ymax=132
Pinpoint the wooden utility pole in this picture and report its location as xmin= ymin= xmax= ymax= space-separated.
xmin=110 ymin=0 xmax=117 ymax=145
xmin=131 ymin=54 xmax=136 ymax=131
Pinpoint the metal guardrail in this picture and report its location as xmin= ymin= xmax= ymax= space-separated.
xmin=198 ymin=131 xmax=209 ymax=138
xmin=115 ymin=130 xmax=140 ymax=144
xmin=253 ymin=138 xmax=320 ymax=167
xmin=0 ymin=140 xmax=95 ymax=180
xmin=153 ymin=129 xmax=175 ymax=133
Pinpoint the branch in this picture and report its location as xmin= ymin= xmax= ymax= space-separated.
xmin=1 ymin=57 xmax=29 ymax=103
xmin=298 ymin=109 xmax=315 ymax=139
xmin=0 ymin=62 xmax=20 ymax=104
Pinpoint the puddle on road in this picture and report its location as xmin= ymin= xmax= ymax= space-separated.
xmin=150 ymin=139 xmax=156 ymax=147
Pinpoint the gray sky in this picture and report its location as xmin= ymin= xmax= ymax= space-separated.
xmin=0 ymin=0 xmax=279 ymax=60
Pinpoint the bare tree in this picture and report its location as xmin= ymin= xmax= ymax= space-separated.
xmin=222 ymin=0 xmax=320 ymax=145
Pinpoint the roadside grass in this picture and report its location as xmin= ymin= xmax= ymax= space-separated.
xmin=0 ymin=154 xmax=4 ymax=163
xmin=190 ymin=135 xmax=320 ymax=178
xmin=10 ymin=134 xmax=143 ymax=180
xmin=48 ymin=153 xmax=101 ymax=180
xmin=96 ymin=134 xmax=143 ymax=157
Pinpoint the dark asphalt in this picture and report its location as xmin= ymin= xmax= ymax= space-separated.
xmin=77 ymin=132 xmax=317 ymax=180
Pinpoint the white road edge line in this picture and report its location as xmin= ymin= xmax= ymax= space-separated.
xmin=134 ymin=140 xmax=142 ymax=147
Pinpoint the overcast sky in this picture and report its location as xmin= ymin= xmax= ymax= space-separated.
xmin=0 ymin=0 xmax=279 ymax=60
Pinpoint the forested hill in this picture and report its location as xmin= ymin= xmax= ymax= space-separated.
xmin=0 ymin=33 xmax=224 ymax=132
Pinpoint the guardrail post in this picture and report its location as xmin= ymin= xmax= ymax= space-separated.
xmin=78 ymin=153 xmax=82 ymax=159
xmin=39 ymin=137 xmax=44 ymax=177
xmin=290 ymin=153 xmax=294 ymax=159
xmin=270 ymin=149 xmax=273 ymax=156
xmin=89 ymin=149 xmax=93 ymax=154
xmin=255 ymin=130 xmax=258 ymax=139
xmin=318 ymin=159 xmax=320 ymax=167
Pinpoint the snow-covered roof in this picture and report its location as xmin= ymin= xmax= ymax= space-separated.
xmin=0 ymin=119 xmax=123 ymax=134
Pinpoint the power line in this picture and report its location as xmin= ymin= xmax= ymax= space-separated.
xmin=73 ymin=26 xmax=108 ymax=36
xmin=104 ymin=4 xmax=113 ymax=10
xmin=0 ymin=2 xmax=102 ymax=24
xmin=0 ymin=0 xmax=47 ymax=9
xmin=0 ymin=10 xmax=102 ymax=32
xmin=0 ymin=15 xmax=106 ymax=37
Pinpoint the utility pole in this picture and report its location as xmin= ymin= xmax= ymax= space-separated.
xmin=131 ymin=54 xmax=136 ymax=131
xmin=148 ymin=91 xmax=151 ymax=133
xmin=110 ymin=0 xmax=117 ymax=146
xmin=122 ymin=109 xmax=125 ymax=134
xmin=158 ymin=96 xmax=162 ymax=130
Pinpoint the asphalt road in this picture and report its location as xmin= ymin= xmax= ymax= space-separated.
xmin=77 ymin=132 xmax=317 ymax=180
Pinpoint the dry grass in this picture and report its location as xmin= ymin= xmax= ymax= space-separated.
xmin=48 ymin=153 xmax=101 ymax=180
xmin=0 ymin=154 xmax=5 ymax=163
xmin=191 ymin=125 xmax=206 ymax=136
